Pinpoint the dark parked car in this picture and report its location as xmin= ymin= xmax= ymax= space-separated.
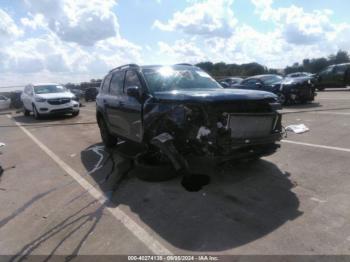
xmin=219 ymin=77 xmax=243 ymax=88
xmin=96 ymin=64 xmax=283 ymax=178
xmin=316 ymin=63 xmax=350 ymax=91
xmin=231 ymin=74 xmax=316 ymax=105
xmin=85 ymin=87 xmax=99 ymax=102
xmin=70 ymin=88 xmax=84 ymax=98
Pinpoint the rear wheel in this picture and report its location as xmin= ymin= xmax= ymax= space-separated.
xmin=98 ymin=117 xmax=118 ymax=148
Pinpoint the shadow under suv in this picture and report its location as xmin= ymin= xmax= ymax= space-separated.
xmin=96 ymin=64 xmax=283 ymax=173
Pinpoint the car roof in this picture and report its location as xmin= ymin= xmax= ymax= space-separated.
xmin=287 ymin=72 xmax=308 ymax=74
xmin=140 ymin=64 xmax=200 ymax=70
xmin=222 ymin=77 xmax=243 ymax=80
xmin=109 ymin=64 xmax=200 ymax=73
xmin=30 ymin=83 xmax=60 ymax=87
xmin=329 ymin=63 xmax=350 ymax=67
xmin=245 ymin=74 xmax=281 ymax=80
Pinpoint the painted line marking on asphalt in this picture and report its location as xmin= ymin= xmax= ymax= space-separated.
xmin=309 ymin=111 xmax=350 ymax=116
xmin=317 ymin=98 xmax=350 ymax=100
xmin=282 ymin=139 xmax=350 ymax=153
xmin=6 ymin=114 xmax=172 ymax=255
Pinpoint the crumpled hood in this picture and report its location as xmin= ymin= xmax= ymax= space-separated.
xmin=35 ymin=92 xmax=74 ymax=99
xmin=153 ymin=88 xmax=277 ymax=103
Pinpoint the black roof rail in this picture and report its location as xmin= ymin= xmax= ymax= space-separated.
xmin=109 ymin=64 xmax=140 ymax=73
xmin=174 ymin=63 xmax=193 ymax=66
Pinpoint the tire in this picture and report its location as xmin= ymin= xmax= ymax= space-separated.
xmin=72 ymin=110 xmax=80 ymax=117
xmin=134 ymin=153 xmax=180 ymax=182
xmin=24 ymin=108 xmax=30 ymax=116
xmin=97 ymin=117 xmax=118 ymax=148
xmin=277 ymin=93 xmax=286 ymax=105
xmin=32 ymin=105 xmax=41 ymax=120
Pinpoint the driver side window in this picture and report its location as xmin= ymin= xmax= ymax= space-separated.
xmin=125 ymin=70 xmax=142 ymax=91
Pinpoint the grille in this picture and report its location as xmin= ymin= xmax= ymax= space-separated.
xmin=47 ymin=98 xmax=71 ymax=105
xmin=228 ymin=114 xmax=275 ymax=138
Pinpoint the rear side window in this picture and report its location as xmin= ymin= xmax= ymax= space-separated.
xmin=110 ymin=71 xmax=125 ymax=96
xmin=125 ymin=70 xmax=142 ymax=89
xmin=101 ymin=74 xmax=112 ymax=93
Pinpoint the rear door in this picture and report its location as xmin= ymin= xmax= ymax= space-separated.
xmin=104 ymin=70 xmax=127 ymax=137
xmin=118 ymin=70 xmax=143 ymax=142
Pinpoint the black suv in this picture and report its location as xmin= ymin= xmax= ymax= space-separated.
xmin=85 ymin=87 xmax=99 ymax=102
xmin=316 ymin=63 xmax=350 ymax=91
xmin=96 ymin=64 xmax=283 ymax=173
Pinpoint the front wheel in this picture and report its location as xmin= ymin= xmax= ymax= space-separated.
xmin=72 ymin=111 xmax=80 ymax=117
xmin=98 ymin=117 xmax=118 ymax=148
xmin=32 ymin=105 xmax=41 ymax=120
xmin=24 ymin=108 xmax=30 ymax=116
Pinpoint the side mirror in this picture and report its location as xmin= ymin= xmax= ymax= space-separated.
xmin=126 ymin=85 xmax=141 ymax=98
xmin=255 ymin=83 xmax=262 ymax=88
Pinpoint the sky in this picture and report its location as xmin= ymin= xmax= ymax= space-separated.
xmin=0 ymin=0 xmax=350 ymax=85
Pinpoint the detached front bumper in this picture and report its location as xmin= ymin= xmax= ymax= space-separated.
xmin=284 ymin=86 xmax=316 ymax=102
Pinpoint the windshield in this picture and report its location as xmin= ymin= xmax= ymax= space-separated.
xmin=142 ymin=67 xmax=222 ymax=92
xmin=34 ymin=85 xmax=67 ymax=94
xmin=260 ymin=75 xmax=283 ymax=85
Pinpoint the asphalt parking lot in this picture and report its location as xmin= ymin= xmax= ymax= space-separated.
xmin=1 ymin=89 xmax=350 ymax=257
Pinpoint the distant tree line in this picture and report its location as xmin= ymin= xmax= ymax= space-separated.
xmin=196 ymin=50 xmax=350 ymax=78
xmin=65 ymin=79 xmax=102 ymax=90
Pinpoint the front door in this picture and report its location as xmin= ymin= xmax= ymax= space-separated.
xmin=22 ymin=86 xmax=33 ymax=110
xmin=119 ymin=70 xmax=143 ymax=142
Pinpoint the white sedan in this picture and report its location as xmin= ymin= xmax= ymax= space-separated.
xmin=21 ymin=83 xmax=80 ymax=119
xmin=0 ymin=95 xmax=11 ymax=110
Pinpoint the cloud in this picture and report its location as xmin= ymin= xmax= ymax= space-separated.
xmin=158 ymin=39 xmax=206 ymax=63
xmin=20 ymin=14 xmax=46 ymax=30
xmin=0 ymin=9 xmax=23 ymax=43
xmin=23 ymin=0 xmax=119 ymax=46
xmin=0 ymin=0 xmax=144 ymax=84
xmin=153 ymin=0 xmax=237 ymax=38
xmin=251 ymin=0 xmax=336 ymax=45
xmin=0 ymin=32 xmax=142 ymax=81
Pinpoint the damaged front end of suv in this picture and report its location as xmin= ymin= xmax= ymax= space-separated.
xmin=142 ymin=87 xmax=282 ymax=171
xmin=97 ymin=64 xmax=283 ymax=173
